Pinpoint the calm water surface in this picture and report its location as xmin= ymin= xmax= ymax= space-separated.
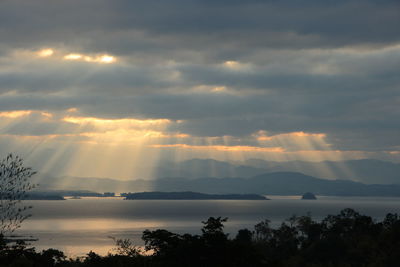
xmin=16 ymin=196 xmax=400 ymax=257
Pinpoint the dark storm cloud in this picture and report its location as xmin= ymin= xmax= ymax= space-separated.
xmin=0 ymin=0 xmax=399 ymax=59
xmin=0 ymin=0 xmax=399 ymax=154
xmin=0 ymin=59 xmax=179 ymax=94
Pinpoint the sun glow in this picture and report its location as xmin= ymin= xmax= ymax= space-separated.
xmin=64 ymin=54 xmax=83 ymax=60
xmin=222 ymin=60 xmax=251 ymax=71
xmin=0 ymin=110 xmax=32 ymax=118
xmin=0 ymin=110 xmax=385 ymax=180
xmin=98 ymin=55 xmax=115 ymax=63
xmin=151 ymin=144 xmax=285 ymax=152
xmin=37 ymin=49 xmax=54 ymax=57
xmin=255 ymin=131 xmax=326 ymax=140
xmin=224 ymin=61 xmax=240 ymax=68
xmin=63 ymin=116 xmax=171 ymax=128
xmin=63 ymin=53 xmax=116 ymax=64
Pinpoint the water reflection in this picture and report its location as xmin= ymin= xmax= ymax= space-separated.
xmin=16 ymin=197 xmax=400 ymax=257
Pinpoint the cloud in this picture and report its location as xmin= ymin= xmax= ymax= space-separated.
xmin=0 ymin=1 xmax=399 ymax=58
xmin=0 ymin=0 xmax=399 ymax=167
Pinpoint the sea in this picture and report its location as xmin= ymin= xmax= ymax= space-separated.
xmin=14 ymin=196 xmax=400 ymax=257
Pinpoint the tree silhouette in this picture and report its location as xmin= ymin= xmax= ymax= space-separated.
xmin=0 ymin=154 xmax=36 ymax=235
xmin=1 ymin=209 xmax=400 ymax=266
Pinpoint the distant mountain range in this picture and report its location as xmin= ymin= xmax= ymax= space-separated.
xmin=31 ymin=158 xmax=400 ymax=196
xmin=149 ymin=172 xmax=400 ymax=196
xmin=35 ymin=158 xmax=400 ymax=186
xmin=150 ymin=158 xmax=400 ymax=184
xmin=241 ymin=158 xmax=400 ymax=184
xmin=151 ymin=159 xmax=267 ymax=179
xmin=33 ymin=171 xmax=400 ymax=197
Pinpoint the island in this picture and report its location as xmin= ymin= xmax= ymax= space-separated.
xmin=23 ymin=193 xmax=65 ymax=200
xmin=124 ymin=191 xmax=268 ymax=200
xmin=302 ymin=192 xmax=317 ymax=200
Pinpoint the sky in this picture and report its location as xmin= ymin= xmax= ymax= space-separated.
xmin=0 ymin=0 xmax=399 ymax=179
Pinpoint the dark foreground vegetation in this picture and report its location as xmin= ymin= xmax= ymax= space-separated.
xmin=1 ymin=208 xmax=400 ymax=267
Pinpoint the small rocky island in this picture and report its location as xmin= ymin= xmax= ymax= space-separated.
xmin=301 ymin=192 xmax=317 ymax=200
xmin=124 ymin=191 xmax=268 ymax=200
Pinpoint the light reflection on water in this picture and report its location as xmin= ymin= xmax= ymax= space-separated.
xmin=16 ymin=196 xmax=400 ymax=257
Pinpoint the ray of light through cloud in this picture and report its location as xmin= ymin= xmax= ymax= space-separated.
xmin=0 ymin=0 xmax=399 ymax=186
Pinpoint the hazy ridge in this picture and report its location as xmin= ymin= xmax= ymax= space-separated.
xmin=32 ymin=158 xmax=400 ymax=196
